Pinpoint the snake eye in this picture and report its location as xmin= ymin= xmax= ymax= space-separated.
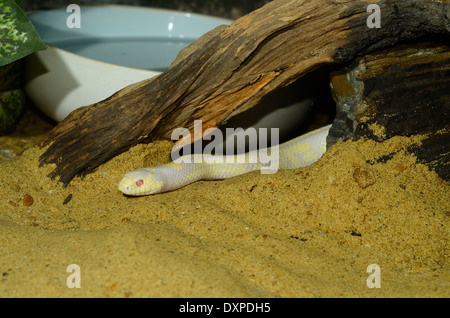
xmin=136 ymin=179 xmax=144 ymax=187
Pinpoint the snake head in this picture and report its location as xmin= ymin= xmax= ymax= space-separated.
xmin=118 ymin=168 xmax=163 ymax=195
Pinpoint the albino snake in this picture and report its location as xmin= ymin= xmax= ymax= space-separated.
xmin=118 ymin=124 xmax=331 ymax=196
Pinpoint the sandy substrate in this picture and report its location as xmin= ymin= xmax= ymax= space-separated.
xmin=0 ymin=111 xmax=448 ymax=297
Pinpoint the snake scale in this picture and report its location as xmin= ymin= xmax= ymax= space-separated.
xmin=118 ymin=124 xmax=331 ymax=195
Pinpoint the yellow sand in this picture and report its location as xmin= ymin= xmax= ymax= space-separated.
xmin=0 ymin=115 xmax=448 ymax=297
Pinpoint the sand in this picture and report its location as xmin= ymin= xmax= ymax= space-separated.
xmin=0 ymin=110 xmax=448 ymax=297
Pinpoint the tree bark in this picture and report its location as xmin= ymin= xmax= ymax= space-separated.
xmin=330 ymin=42 xmax=449 ymax=181
xmin=38 ymin=0 xmax=450 ymax=185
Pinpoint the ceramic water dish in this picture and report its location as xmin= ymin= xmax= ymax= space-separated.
xmin=25 ymin=6 xmax=232 ymax=122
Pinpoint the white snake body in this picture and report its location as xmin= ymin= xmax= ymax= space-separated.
xmin=118 ymin=124 xmax=331 ymax=195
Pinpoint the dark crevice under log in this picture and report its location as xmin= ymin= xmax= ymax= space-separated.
xmin=38 ymin=0 xmax=450 ymax=185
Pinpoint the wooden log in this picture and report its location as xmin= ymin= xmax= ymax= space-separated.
xmin=38 ymin=0 xmax=450 ymax=185
xmin=330 ymin=42 xmax=450 ymax=180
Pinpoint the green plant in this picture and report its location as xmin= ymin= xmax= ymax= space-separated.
xmin=0 ymin=0 xmax=46 ymax=67
xmin=0 ymin=0 xmax=47 ymax=135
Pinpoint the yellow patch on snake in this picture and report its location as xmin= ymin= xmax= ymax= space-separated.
xmin=296 ymin=142 xmax=319 ymax=162
xmin=165 ymin=162 xmax=183 ymax=170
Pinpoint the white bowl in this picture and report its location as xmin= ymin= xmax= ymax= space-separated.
xmin=25 ymin=6 xmax=232 ymax=122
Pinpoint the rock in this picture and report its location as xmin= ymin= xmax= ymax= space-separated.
xmin=23 ymin=194 xmax=34 ymax=206
xmin=329 ymin=42 xmax=450 ymax=181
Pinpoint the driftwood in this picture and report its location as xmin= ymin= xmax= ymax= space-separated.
xmin=38 ymin=0 xmax=450 ymax=185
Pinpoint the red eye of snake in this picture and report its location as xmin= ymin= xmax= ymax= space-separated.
xmin=136 ymin=179 xmax=144 ymax=187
